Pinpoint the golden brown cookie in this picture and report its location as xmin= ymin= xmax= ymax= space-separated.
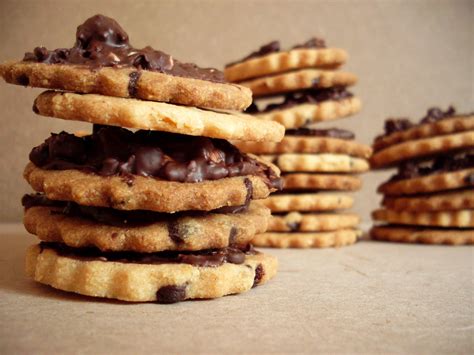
xmin=253 ymin=97 xmax=362 ymax=129
xmin=224 ymin=47 xmax=348 ymax=82
xmin=378 ymin=168 xmax=474 ymax=196
xmin=252 ymin=229 xmax=361 ymax=248
xmin=24 ymin=202 xmax=269 ymax=252
xmin=382 ymin=189 xmax=474 ymax=212
xmin=0 ymin=61 xmax=252 ymax=111
xmin=372 ymin=208 xmax=474 ymax=228
xmin=283 ymin=173 xmax=362 ymax=191
xmin=25 ymin=244 xmax=277 ymax=303
xmin=234 ymin=136 xmax=372 ymax=158
xmin=239 ymin=69 xmax=357 ymax=97
xmin=33 ymin=91 xmax=285 ymax=142
xmin=24 ymin=163 xmax=277 ymax=213
xmin=261 ymin=193 xmax=353 ymax=212
xmin=268 ymin=212 xmax=360 ymax=232
xmin=373 ymin=115 xmax=474 ymax=152
xmin=370 ymin=225 xmax=474 ymax=245
xmin=371 ymin=131 xmax=474 ymax=168
xmin=261 ymin=153 xmax=370 ymax=173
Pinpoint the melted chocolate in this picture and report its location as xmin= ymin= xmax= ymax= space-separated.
xmin=23 ymin=14 xmax=224 ymax=83
xmin=245 ymin=87 xmax=353 ymax=114
xmin=39 ymin=242 xmax=254 ymax=267
xmin=389 ymin=151 xmax=474 ymax=181
xmin=29 ymin=125 xmax=281 ymax=188
xmin=22 ymin=193 xmax=250 ymax=228
xmin=226 ymin=37 xmax=326 ymax=67
xmin=285 ymin=127 xmax=355 ymax=140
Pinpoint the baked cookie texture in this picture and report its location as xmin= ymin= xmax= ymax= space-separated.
xmin=371 ymin=107 xmax=474 ymax=244
xmin=225 ymin=38 xmax=369 ymax=248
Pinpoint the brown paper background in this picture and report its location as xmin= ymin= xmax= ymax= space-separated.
xmin=0 ymin=0 xmax=472 ymax=222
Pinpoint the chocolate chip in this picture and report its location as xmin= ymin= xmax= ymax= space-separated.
xmin=292 ymin=37 xmax=326 ymax=49
xmin=156 ymin=285 xmax=186 ymax=304
xmin=229 ymin=227 xmax=238 ymax=246
xmin=253 ymin=264 xmax=264 ymax=287
xmin=16 ymin=74 xmax=29 ymax=86
xmin=244 ymin=178 xmax=253 ymax=205
xmin=384 ymin=118 xmax=414 ymax=135
xmin=287 ymin=221 xmax=301 ymax=232
xmin=127 ymin=71 xmax=141 ymax=97
xmin=168 ymin=220 xmax=184 ymax=244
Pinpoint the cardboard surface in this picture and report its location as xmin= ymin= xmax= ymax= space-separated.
xmin=0 ymin=0 xmax=472 ymax=222
xmin=1 ymin=224 xmax=472 ymax=354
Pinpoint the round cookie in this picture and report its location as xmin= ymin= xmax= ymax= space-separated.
xmin=378 ymin=168 xmax=474 ymax=196
xmin=224 ymin=47 xmax=348 ymax=82
xmin=253 ymin=97 xmax=362 ymax=129
xmin=261 ymin=193 xmax=354 ymax=212
xmin=33 ymin=91 xmax=285 ymax=142
xmin=283 ymin=174 xmax=362 ymax=191
xmin=371 ymin=130 xmax=474 ymax=168
xmin=238 ymin=69 xmax=357 ymax=97
xmin=0 ymin=61 xmax=252 ymax=111
xmin=252 ymin=229 xmax=361 ymax=248
xmin=373 ymin=115 xmax=474 ymax=152
xmin=25 ymin=243 xmax=277 ymax=303
xmin=234 ymin=136 xmax=372 ymax=158
xmin=261 ymin=153 xmax=370 ymax=173
xmin=24 ymin=202 xmax=269 ymax=252
xmin=268 ymin=212 xmax=360 ymax=232
xmin=372 ymin=208 xmax=474 ymax=228
xmin=370 ymin=226 xmax=474 ymax=245
xmin=382 ymin=189 xmax=474 ymax=212
xmin=24 ymin=163 xmax=276 ymax=213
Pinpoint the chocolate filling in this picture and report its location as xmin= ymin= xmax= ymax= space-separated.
xmin=285 ymin=127 xmax=355 ymax=140
xmin=226 ymin=37 xmax=326 ymax=67
xmin=22 ymin=193 xmax=249 ymax=228
xmin=376 ymin=106 xmax=472 ymax=139
xmin=29 ymin=125 xmax=281 ymax=188
xmin=22 ymin=14 xmax=224 ymax=83
xmin=388 ymin=150 xmax=474 ymax=182
xmin=245 ymin=87 xmax=353 ymax=114
xmin=39 ymin=242 xmax=256 ymax=267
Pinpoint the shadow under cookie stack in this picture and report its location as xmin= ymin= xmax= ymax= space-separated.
xmin=370 ymin=107 xmax=474 ymax=245
xmin=0 ymin=15 xmax=286 ymax=303
xmin=225 ymin=39 xmax=372 ymax=248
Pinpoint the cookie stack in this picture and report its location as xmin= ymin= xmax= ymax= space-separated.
xmin=370 ymin=107 xmax=474 ymax=245
xmin=225 ymin=39 xmax=372 ymax=248
xmin=0 ymin=15 xmax=286 ymax=303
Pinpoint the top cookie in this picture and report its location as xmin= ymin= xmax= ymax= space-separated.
xmin=224 ymin=38 xmax=347 ymax=82
xmin=0 ymin=14 xmax=251 ymax=111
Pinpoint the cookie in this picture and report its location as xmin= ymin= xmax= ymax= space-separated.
xmin=282 ymin=173 xmax=361 ymax=191
xmin=382 ymin=189 xmax=474 ymax=212
xmin=372 ymin=208 xmax=474 ymax=228
xmin=373 ymin=115 xmax=474 ymax=152
xmin=370 ymin=131 xmax=474 ymax=168
xmin=378 ymin=168 xmax=474 ymax=196
xmin=25 ymin=243 xmax=277 ymax=303
xmin=239 ymin=69 xmax=357 ymax=97
xmin=234 ymin=136 xmax=372 ymax=158
xmin=268 ymin=212 xmax=360 ymax=232
xmin=252 ymin=97 xmax=362 ymax=129
xmin=370 ymin=225 xmax=474 ymax=245
xmin=24 ymin=163 xmax=275 ymax=213
xmin=252 ymin=229 xmax=361 ymax=248
xmin=33 ymin=91 xmax=284 ymax=142
xmin=261 ymin=193 xmax=353 ymax=212
xmin=261 ymin=153 xmax=370 ymax=173
xmin=24 ymin=202 xmax=269 ymax=252
xmin=224 ymin=47 xmax=348 ymax=82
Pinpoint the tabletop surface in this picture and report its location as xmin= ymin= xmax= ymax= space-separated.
xmin=0 ymin=223 xmax=472 ymax=354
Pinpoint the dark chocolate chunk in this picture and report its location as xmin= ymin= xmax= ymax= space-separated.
xmin=156 ymin=285 xmax=187 ymax=304
xmin=127 ymin=71 xmax=141 ymax=97
xmin=253 ymin=264 xmax=264 ymax=287
xmin=23 ymin=14 xmax=224 ymax=83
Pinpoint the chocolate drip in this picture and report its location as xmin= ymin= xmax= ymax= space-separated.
xmin=245 ymin=87 xmax=353 ymax=114
xmin=23 ymin=15 xmax=224 ymax=83
xmin=39 ymin=242 xmax=251 ymax=267
xmin=253 ymin=264 xmax=264 ymax=287
xmin=29 ymin=125 xmax=280 ymax=187
xmin=285 ymin=127 xmax=355 ymax=140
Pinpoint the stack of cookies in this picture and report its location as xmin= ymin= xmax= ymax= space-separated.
xmin=370 ymin=107 xmax=474 ymax=245
xmin=225 ymin=39 xmax=372 ymax=248
xmin=0 ymin=15 xmax=286 ymax=303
